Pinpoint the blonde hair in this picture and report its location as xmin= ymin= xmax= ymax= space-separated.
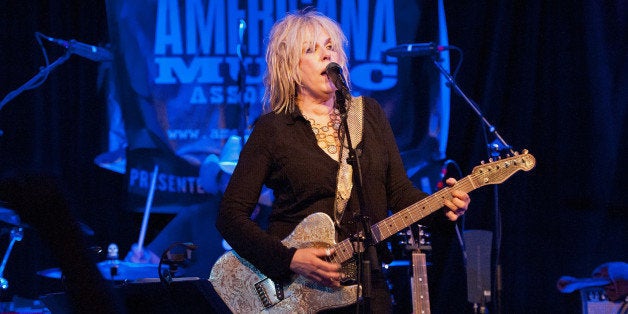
xmin=263 ymin=10 xmax=350 ymax=114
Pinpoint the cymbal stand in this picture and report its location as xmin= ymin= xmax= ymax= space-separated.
xmin=0 ymin=227 xmax=24 ymax=290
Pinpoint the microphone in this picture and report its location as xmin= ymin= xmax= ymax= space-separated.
xmin=325 ymin=62 xmax=349 ymax=96
xmin=384 ymin=42 xmax=444 ymax=57
xmin=45 ymin=36 xmax=113 ymax=62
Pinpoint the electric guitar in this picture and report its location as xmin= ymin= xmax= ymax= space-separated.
xmin=209 ymin=151 xmax=535 ymax=313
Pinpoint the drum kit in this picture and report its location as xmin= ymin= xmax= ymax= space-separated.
xmin=36 ymin=260 xmax=159 ymax=282
xmin=0 ymin=202 xmax=163 ymax=287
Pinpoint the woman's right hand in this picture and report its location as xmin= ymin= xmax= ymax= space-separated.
xmin=290 ymin=247 xmax=342 ymax=287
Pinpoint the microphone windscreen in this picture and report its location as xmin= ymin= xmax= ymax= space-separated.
xmin=326 ymin=62 xmax=342 ymax=74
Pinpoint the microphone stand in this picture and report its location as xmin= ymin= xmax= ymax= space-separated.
xmin=0 ymin=52 xmax=71 ymax=113
xmin=236 ymin=19 xmax=250 ymax=138
xmin=335 ymin=90 xmax=376 ymax=314
xmin=429 ymin=55 xmax=512 ymax=314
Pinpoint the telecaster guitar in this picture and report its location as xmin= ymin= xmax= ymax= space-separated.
xmin=209 ymin=151 xmax=536 ymax=313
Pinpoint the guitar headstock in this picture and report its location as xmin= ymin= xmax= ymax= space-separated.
xmin=470 ymin=149 xmax=535 ymax=186
xmin=414 ymin=224 xmax=432 ymax=253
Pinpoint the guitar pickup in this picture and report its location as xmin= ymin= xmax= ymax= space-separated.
xmin=254 ymin=278 xmax=284 ymax=308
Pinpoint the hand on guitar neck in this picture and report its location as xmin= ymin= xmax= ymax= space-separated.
xmin=442 ymin=177 xmax=471 ymax=222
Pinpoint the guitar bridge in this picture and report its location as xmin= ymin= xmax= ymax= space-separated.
xmin=254 ymin=278 xmax=284 ymax=308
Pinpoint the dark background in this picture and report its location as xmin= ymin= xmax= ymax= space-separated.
xmin=0 ymin=1 xmax=626 ymax=313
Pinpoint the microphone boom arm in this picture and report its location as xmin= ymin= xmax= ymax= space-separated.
xmin=429 ymin=56 xmax=512 ymax=156
xmin=0 ymin=52 xmax=71 ymax=113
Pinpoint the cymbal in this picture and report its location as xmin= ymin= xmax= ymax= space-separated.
xmin=37 ymin=261 xmax=161 ymax=281
xmin=0 ymin=203 xmax=20 ymax=226
xmin=37 ymin=267 xmax=63 ymax=279
xmin=93 ymin=148 xmax=126 ymax=174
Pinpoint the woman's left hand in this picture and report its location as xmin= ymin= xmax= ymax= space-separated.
xmin=442 ymin=177 xmax=471 ymax=221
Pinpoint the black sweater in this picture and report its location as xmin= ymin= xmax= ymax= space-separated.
xmin=216 ymin=96 xmax=428 ymax=281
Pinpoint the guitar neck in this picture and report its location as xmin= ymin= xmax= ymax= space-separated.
xmin=411 ymin=251 xmax=430 ymax=314
xmin=372 ymin=176 xmax=475 ymax=243
xmin=328 ymin=176 xmax=475 ymax=265
xmin=328 ymin=151 xmax=535 ymax=265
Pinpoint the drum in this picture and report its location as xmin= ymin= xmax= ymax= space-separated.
xmin=38 ymin=261 xmax=160 ymax=281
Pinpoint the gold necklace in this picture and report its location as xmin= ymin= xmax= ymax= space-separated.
xmin=304 ymin=109 xmax=341 ymax=154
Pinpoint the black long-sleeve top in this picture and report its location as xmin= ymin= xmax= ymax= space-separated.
xmin=216 ymin=96 xmax=428 ymax=282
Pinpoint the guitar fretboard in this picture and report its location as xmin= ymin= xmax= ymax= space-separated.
xmin=372 ymin=176 xmax=475 ymax=243
xmin=328 ymin=177 xmax=474 ymax=265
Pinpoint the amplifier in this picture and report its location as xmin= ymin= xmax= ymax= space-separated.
xmin=580 ymin=286 xmax=627 ymax=314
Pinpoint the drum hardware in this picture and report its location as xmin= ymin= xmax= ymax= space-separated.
xmin=158 ymin=242 xmax=197 ymax=285
xmin=0 ymin=226 xmax=24 ymax=290
xmin=0 ymin=203 xmax=24 ymax=291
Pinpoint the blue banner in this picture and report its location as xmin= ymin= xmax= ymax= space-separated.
xmin=104 ymin=0 xmax=449 ymax=213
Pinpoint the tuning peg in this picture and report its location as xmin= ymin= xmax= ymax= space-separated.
xmin=480 ymin=160 xmax=485 ymax=165
xmin=488 ymin=158 xmax=493 ymax=162
xmin=419 ymin=231 xmax=431 ymax=239
xmin=522 ymin=149 xmax=528 ymax=154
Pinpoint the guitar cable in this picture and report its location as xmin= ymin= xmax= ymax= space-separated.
xmin=439 ymin=159 xmax=468 ymax=266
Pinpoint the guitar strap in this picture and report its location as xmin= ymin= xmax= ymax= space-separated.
xmin=334 ymin=96 xmax=363 ymax=227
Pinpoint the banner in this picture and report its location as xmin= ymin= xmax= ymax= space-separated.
xmin=104 ymin=0 xmax=450 ymax=213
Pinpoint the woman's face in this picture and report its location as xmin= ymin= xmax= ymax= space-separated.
xmin=296 ymin=30 xmax=339 ymax=102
